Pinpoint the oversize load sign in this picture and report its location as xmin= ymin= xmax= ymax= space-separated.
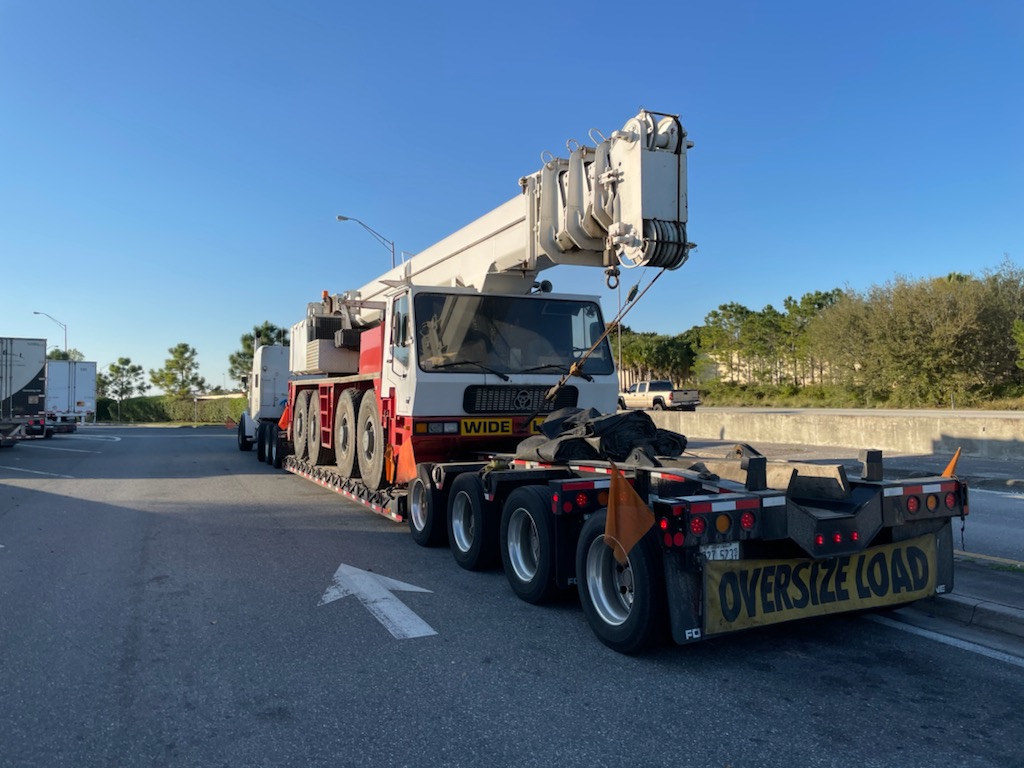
xmin=704 ymin=535 xmax=938 ymax=635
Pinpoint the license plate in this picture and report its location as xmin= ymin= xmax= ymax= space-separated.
xmin=701 ymin=542 xmax=740 ymax=561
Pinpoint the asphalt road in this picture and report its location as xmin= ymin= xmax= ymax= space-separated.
xmin=1 ymin=427 xmax=1022 ymax=768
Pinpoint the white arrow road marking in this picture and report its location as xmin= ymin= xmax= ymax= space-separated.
xmin=318 ymin=563 xmax=437 ymax=640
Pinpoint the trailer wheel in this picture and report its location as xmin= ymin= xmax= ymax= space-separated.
xmin=306 ymin=392 xmax=333 ymax=467
xmin=408 ymin=464 xmax=446 ymax=547
xmin=334 ymin=388 xmax=362 ymax=478
xmin=576 ymin=510 xmax=665 ymax=654
xmin=237 ymin=418 xmax=253 ymax=451
xmin=500 ymin=486 xmax=556 ymax=604
xmin=447 ymin=473 xmax=496 ymax=571
xmin=256 ymin=422 xmax=268 ymax=462
xmin=292 ymin=390 xmax=312 ymax=461
xmin=356 ymin=393 xmax=386 ymax=491
xmin=265 ymin=424 xmax=281 ymax=467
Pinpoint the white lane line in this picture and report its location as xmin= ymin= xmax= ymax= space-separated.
xmin=18 ymin=444 xmax=99 ymax=454
xmin=0 ymin=465 xmax=75 ymax=479
xmin=866 ymin=614 xmax=1024 ymax=670
xmin=956 ymin=551 xmax=1024 ymax=569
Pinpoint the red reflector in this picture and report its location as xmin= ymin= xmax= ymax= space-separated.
xmin=906 ymin=496 xmax=920 ymax=514
xmin=664 ymin=533 xmax=673 ymax=548
xmin=833 ymin=532 xmax=843 ymax=544
xmin=673 ymin=532 xmax=685 ymax=547
xmin=740 ymin=512 xmax=755 ymax=530
xmin=815 ymin=534 xmax=825 ymax=547
xmin=659 ymin=518 xmax=669 ymax=531
xmin=945 ymin=492 xmax=957 ymax=510
xmin=575 ymin=492 xmax=589 ymax=508
xmin=562 ymin=501 xmax=573 ymax=513
xmin=690 ymin=516 xmax=707 ymax=535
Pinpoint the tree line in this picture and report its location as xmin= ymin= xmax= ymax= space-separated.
xmin=94 ymin=322 xmax=289 ymax=418
xmin=611 ymin=259 xmax=1024 ymax=408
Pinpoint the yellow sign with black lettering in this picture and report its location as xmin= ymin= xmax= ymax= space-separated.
xmin=704 ymin=534 xmax=938 ymax=635
xmin=460 ymin=417 xmax=544 ymax=436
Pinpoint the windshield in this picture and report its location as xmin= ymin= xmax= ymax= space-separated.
xmin=414 ymin=293 xmax=614 ymax=376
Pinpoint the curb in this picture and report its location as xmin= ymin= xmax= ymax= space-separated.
xmin=912 ymin=593 xmax=1024 ymax=641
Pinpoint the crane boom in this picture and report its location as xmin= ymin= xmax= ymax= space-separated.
xmin=324 ymin=109 xmax=691 ymax=327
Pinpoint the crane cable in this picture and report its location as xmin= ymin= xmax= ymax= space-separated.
xmin=544 ymin=267 xmax=667 ymax=403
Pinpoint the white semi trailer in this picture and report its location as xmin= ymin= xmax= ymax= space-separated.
xmin=45 ymin=360 xmax=97 ymax=433
xmin=1 ymin=337 xmax=48 ymax=445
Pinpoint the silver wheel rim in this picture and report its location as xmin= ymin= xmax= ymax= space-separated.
xmin=507 ymin=507 xmax=539 ymax=583
xmin=451 ymin=491 xmax=475 ymax=554
xmin=585 ymin=535 xmax=633 ymax=626
xmin=410 ymin=481 xmax=428 ymax=532
xmin=361 ymin=417 xmax=375 ymax=463
xmin=338 ymin=412 xmax=351 ymax=455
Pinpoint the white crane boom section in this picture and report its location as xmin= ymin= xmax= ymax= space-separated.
xmin=317 ymin=109 xmax=691 ymax=327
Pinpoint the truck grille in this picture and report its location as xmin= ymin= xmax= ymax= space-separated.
xmin=463 ymin=385 xmax=578 ymax=415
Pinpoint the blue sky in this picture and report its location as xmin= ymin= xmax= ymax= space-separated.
xmin=2 ymin=1 xmax=1021 ymax=392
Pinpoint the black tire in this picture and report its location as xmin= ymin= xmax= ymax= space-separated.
xmin=408 ymin=464 xmax=447 ymax=547
xmin=306 ymin=391 xmax=333 ymax=466
xmin=237 ymin=418 xmax=253 ymax=451
xmin=447 ymin=472 xmax=497 ymax=571
xmin=265 ymin=423 xmax=280 ymax=467
xmin=256 ymin=422 xmax=268 ymax=462
xmin=617 ymin=399 xmax=626 ymax=411
xmin=334 ymin=388 xmax=363 ymax=479
xmin=292 ymin=390 xmax=312 ymax=462
xmin=500 ymin=485 xmax=557 ymax=604
xmin=356 ymin=392 xmax=386 ymax=491
xmin=652 ymin=400 xmax=665 ymax=411
xmin=576 ymin=509 xmax=666 ymax=654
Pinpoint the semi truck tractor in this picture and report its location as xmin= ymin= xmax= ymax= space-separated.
xmin=240 ymin=109 xmax=968 ymax=653
xmin=236 ymin=344 xmax=291 ymax=464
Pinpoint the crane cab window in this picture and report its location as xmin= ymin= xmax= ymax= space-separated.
xmin=413 ymin=292 xmax=614 ymax=376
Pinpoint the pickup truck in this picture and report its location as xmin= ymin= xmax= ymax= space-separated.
xmin=618 ymin=380 xmax=700 ymax=411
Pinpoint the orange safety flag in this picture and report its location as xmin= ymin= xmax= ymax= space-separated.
xmin=941 ymin=447 xmax=962 ymax=478
xmin=605 ymin=462 xmax=655 ymax=565
xmin=395 ymin=442 xmax=418 ymax=485
xmin=278 ymin=401 xmax=292 ymax=431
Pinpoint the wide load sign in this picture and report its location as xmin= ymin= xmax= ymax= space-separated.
xmin=703 ymin=535 xmax=938 ymax=635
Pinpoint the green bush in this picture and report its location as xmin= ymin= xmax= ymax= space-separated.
xmin=97 ymin=394 xmax=246 ymax=423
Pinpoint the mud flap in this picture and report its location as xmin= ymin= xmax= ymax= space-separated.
xmin=663 ymin=550 xmax=704 ymax=644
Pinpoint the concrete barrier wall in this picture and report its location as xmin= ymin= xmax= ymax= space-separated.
xmin=649 ymin=408 xmax=1024 ymax=460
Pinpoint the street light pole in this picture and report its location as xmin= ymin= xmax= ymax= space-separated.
xmin=33 ymin=311 xmax=67 ymax=355
xmin=336 ymin=214 xmax=396 ymax=269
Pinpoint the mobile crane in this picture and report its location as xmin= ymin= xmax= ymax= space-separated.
xmin=246 ymin=110 xmax=967 ymax=653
